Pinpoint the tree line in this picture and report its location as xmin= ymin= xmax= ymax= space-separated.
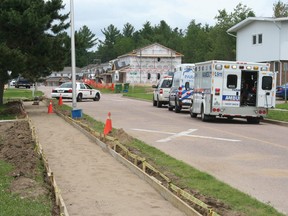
xmin=0 ymin=0 xmax=287 ymax=105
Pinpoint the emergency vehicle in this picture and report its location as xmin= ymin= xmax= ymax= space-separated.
xmin=189 ymin=60 xmax=276 ymax=123
xmin=168 ymin=63 xmax=195 ymax=113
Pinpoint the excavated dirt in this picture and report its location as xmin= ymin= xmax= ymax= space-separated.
xmin=0 ymin=101 xmax=59 ymax=215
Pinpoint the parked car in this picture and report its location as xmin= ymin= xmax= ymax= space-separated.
xmin=10 ymin=80 xmax=16 ymax=86
xmin=15 ymin=77 xmax=32 ymax=88
xmin=276 ymin=83 xmax=288 ymax=99
xmin=51 ymin=82 xmax=101 ymax=102
xmin=152 ymin=76 xmax=172 ymax=107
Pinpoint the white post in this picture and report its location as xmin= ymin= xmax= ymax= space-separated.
xmin=70 ymin=0 xmax=77 ymax=109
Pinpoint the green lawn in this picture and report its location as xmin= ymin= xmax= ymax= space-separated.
xmin=4 ymin=88 xmax=44 ymax=102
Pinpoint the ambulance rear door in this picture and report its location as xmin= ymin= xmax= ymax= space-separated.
xmin=257 ymin=71 xmax=275 ymax=108
xmin=222 ymin=68 xmax=241 ymax=108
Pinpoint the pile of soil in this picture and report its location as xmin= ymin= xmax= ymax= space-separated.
xmin=0 ymin=101 xmax=59 ymax=215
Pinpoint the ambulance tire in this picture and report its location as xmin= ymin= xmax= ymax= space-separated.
xmin=190 ymin=112 xmax=197 ymax=118
xmin=247 ymin=117 xmax=260 ymax=124
xmin=174 ymin=99 xmax=181 ymax=113
xmin=168 ymin=99 xmax=173 ymax=111
xmin=201 ymin=105 xmax=209 ymax=122
xmin=190 ymin=101 xmax=197 ymax=118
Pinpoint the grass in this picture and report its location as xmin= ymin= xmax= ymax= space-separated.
xmin=0 ymin=160 xmax=51 ymax=216
xmin=3 ymin=88 xmax=44 ymax=102
xmin=122 ymin=85 xmax=153 ymax=101
xmin=267 ymin=102 xmax=288 ymax=122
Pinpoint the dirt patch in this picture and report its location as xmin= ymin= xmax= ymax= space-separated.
xmin=0 ymin=101 xmax=59 ymax=216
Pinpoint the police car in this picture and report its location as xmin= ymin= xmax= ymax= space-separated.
xmin=51 ymin=82 xmax=101 ymax=102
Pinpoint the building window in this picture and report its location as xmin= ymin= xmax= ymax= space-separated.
xmin=252 ymin=35 xmax=257 ymax=44
xmin=258 ymin=34 xmax=262 ymax=44
xmin=252 ymin=34 xmax=263 ymax=45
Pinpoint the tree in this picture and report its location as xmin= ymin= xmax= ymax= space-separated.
xmin=97 ymin=24 xmax=121 ymax=62
xmin=64 ymin=25 xmax=98 ymax=67
xmin=183 ymin=20 xmax=211 ymax=63
xmin=0 ymin=0 xmax=69 ymax=105
xmin=273 ymin=0 xmax=288 ymax=17
xmin=207 ymin=3 xmax=255 ymax=60
xmin=122 ymin=23 xmax=135 ymax=37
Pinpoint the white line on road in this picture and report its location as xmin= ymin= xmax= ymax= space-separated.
xmin=132 ymin=128 xmax=241 ymax=142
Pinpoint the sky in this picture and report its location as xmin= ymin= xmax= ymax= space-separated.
xmin=61 ymin=0 xmax=277 ymax=45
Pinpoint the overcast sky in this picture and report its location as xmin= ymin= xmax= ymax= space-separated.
xmin=62 ymin=0 xmax=277 ymax=44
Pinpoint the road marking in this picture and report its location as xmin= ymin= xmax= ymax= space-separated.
xmin=132 ymin=128 xmax=241 ymax=142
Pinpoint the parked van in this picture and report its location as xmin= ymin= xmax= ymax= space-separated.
xmin=15 ymin=76 xmax=32 ymax=88
xmin=168 ymin=63 xmax=195 ymax=113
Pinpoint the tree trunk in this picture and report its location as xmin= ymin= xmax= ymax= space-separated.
xmin=0 ymin=79 xmax=5 ymax=106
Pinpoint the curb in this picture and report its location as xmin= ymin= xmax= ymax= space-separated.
xmin=263 ymin=118 xmax=288 ymax=127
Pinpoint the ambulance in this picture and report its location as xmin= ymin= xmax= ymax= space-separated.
xmin=168 ymin=63 xmax=195 ymax=113
xmin=189 ymin=60 xmax=276 ymax=123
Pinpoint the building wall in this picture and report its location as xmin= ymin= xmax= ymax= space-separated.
xmin=236 ymin=21 xmax=281 ymax=62
xmin=120 ymin=56 xmax=181 ymax=84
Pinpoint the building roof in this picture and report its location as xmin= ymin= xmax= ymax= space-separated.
xmin=227 ymin=17 xmax=288 ymax=33
xmin=118 ymin=42 xmax=184 ymax=58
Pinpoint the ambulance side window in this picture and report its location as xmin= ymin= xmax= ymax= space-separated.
xmin=227 ymin=75 xmax=237 ymax=89
xmin=262 ymin=76 xmax=272 ymax=90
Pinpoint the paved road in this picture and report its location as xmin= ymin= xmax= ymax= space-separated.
xmin=40 ymin=86 xmax=288 ymax=215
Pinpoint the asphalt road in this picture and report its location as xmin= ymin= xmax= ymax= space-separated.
xmin=40 ymin=86 xmax=288 ymax=215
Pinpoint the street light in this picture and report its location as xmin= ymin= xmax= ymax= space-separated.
xmin=70 ymin=0 xmax=77 ymax=109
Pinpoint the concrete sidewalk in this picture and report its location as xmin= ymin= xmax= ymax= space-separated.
xmin=24 ymin=101 xmax=185 ymax=216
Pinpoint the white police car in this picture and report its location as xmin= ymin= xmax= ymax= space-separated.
xmin=51 ymin=82 xmax=101 ymax=102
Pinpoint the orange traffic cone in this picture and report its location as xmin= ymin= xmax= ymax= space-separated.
xmin=103 ymin=112 xmax=112 ymax=135
xmin=48 ymin=100 xmax=53 ymax=114
xmin=58 ymin=94 xmax=63 ymax=106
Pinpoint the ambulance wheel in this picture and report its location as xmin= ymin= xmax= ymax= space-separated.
xmin=247 ymin=117 xmax=260 ymax=124
xmin=201 ymin=105 xmax=209 ymax=122
xmin=190 ymin=101 xmax=197 ymax=118
xmin=190 ymin=109 xmax=197 ymax=118
xmin=174 ymin=99 xmax=181 ymax=113
xmin=168 ymin=100 xmax=173 ymax=111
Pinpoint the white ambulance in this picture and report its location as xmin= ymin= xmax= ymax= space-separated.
xmin=189 ymin=60 xmax=276 ymax=123
xmin=168 ymin=63 xmax=195 ymax=113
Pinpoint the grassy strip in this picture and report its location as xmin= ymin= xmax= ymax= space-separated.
xmin=0 ymin=160 xmax=51 ymax=216
xmin=125 ymin=140 xmax=281 ymax=216
xmin=267 ymin=103 xmax=288 ymax=122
